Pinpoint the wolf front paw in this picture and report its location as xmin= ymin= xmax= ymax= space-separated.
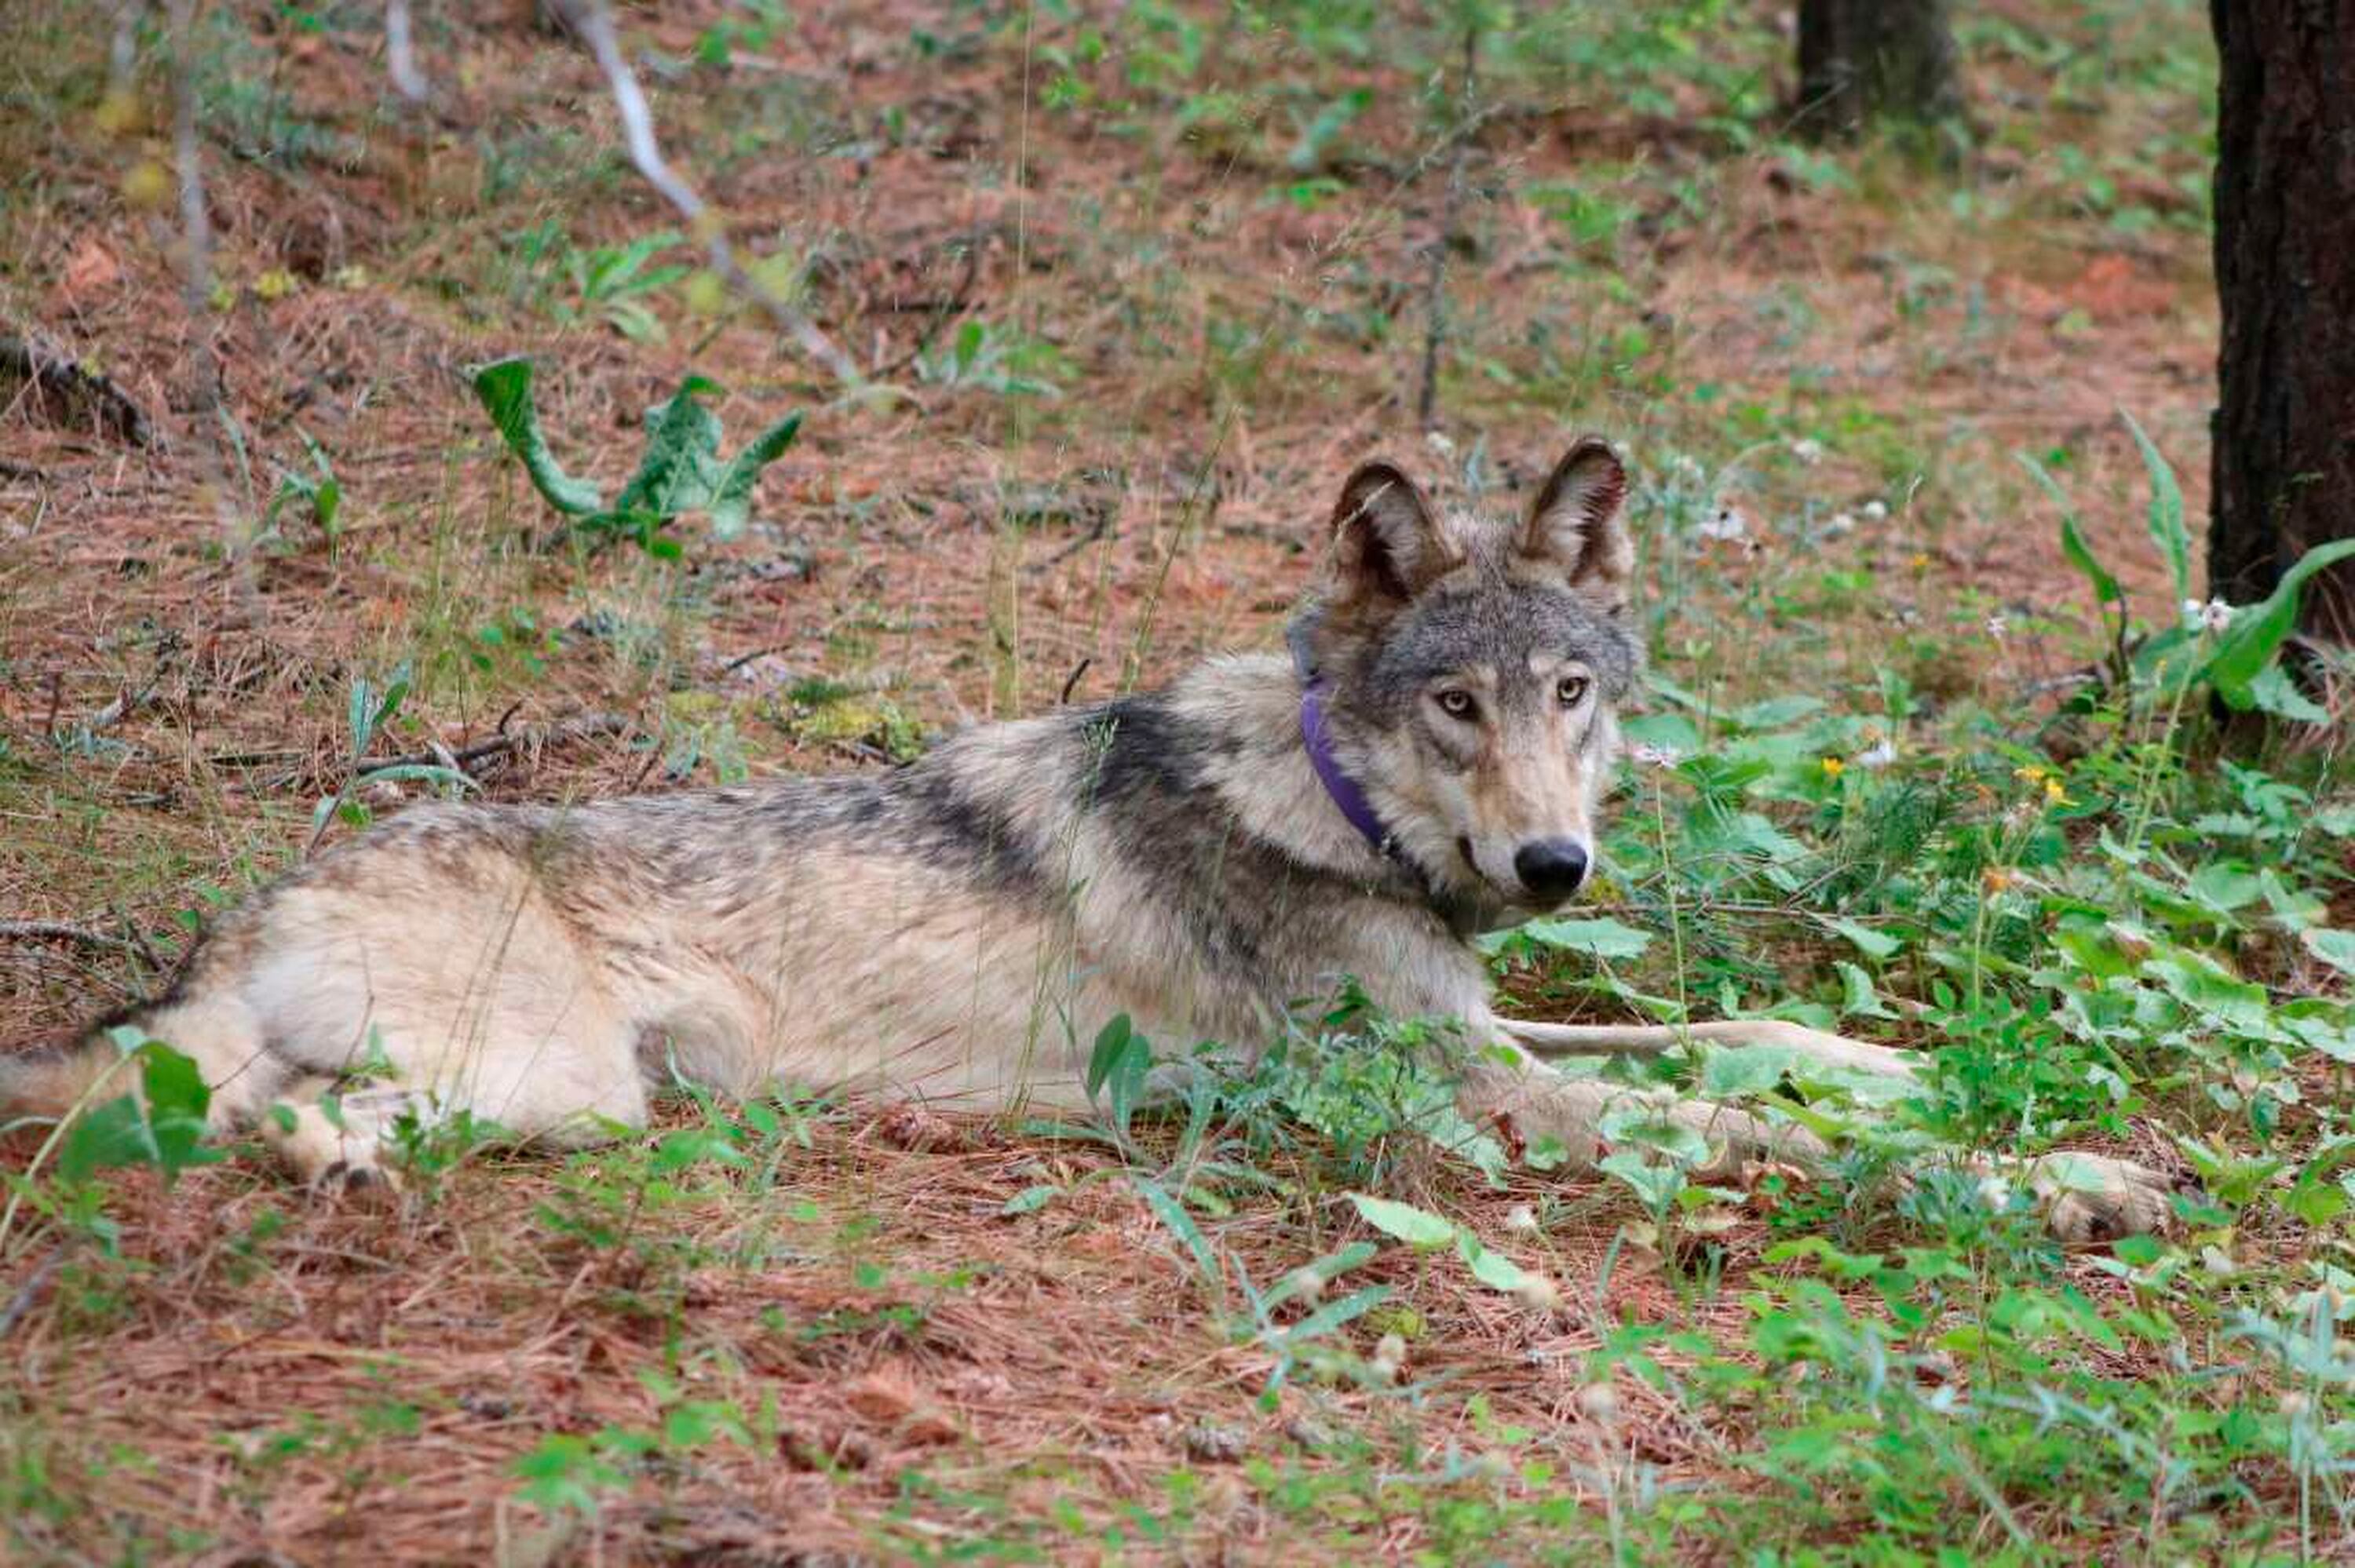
xmin=309 ymin=1153 xmax=402 ymax=1203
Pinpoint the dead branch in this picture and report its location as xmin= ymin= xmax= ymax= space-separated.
xmin=356 ymin=710 xmax=633 ymax=779
xmin=554 ymin=0 xmax=861 ymax=389
xmin=1415 ymin=27 xmax=1478 ymax=431
xmin=0 ymin=921 xmax=137 ymax=954
xmin=385 ymin=0 xmax=429 ymax=101
xmin=0 ymin=334 xmax=154 ymax=447
xmin=165 ymin=0 xmax=253 ymax=576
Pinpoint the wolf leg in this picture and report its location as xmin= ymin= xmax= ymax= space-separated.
xmin=1465 ymin=1031 xmax=2181 ymax=1240
xmin=1457 ymin=1041 xmax=1826 ymax=1177
xmin=1495 ymin=1016 xmax=1918 ymax=1081
xmin=260 ymin=1076 xmax=411 ymax=1194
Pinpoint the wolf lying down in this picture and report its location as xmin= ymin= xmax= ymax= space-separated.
xmin=5 ymin=439 xmax=2176 ymax=1242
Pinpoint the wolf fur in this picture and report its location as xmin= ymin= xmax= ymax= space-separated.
xmin=2 ymin=440 xmax=2176 ymax=1241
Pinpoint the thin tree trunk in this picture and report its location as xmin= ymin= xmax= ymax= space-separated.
xmin=1796 ymin=0 xmax=1961 ymax=139
xmin=2208 ymin=0 xmax=2355 ymax=638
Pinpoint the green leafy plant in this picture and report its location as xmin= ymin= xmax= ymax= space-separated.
xmin=309 ymin=659 xmax=475 ymax=848
xmin=261 ymin=430 xmax=341 ymax=552
xmin=472 ymin=358 xmax=802 ymax=555
xmin=564 ymin=230 xmax=689 ymax=343
xmin=2025 ymin=410 xmax=2355 ymax=720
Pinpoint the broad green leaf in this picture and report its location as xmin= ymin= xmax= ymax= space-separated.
xmin=471 ymin=358 xmax=604 ymax=516
xmin=1619 ymin=710 xmax=1700 ymax=756
xmin=707 ymin=410 xmax=803 ymax=539
xmin=1828 ymin=917 xmax=1902 ymax=961
xmin=2246 ymin=662 xmax=2333 ymax=723
xmin=2141 ymin=949 xmax=2273 ymax=1033
xmin=1347 ymin=1192 xmax=1456 ymax=1248
xmin=2206 ymin=538 xmax=2355 ymax=708
xmin=1836 ymin=961 xmax=1897 ymax=1019
xmin=1276 ymin=1282 xmax=1392 ymax=1345
xmin=1701 ymin=1045 xmax=1798 ymax=1099
xmin=2018 ymin=451 xmax=2123 ymax=607
xmin=1456 ymin=1234 xmax=1531 ymax=1293
xmin=1001 ymin=1183 xmax=1058 ymax=1216
xmin=1597 ymin=1149 xmax=1685 ymax=1210
xmin=1599 ymin=1106 xmax=1712 ymax=1165
xmin=1729 ymin=695 xmax=1825 ymax=730
xmin=59 ymin=1038 xmax=221 ymax=1186
xmin=2120 ymin=410 xmax=2189 ymax=604
xmin=1511 ymin=917 xmax=1652 ymax=961
xmin=1085 ymin=1013 xmax=1132 ymax=1097
xmin=2187 ymin=862 xmax=2262 ymax=913
xmin=611 ymin=378 xmax=725 ymax=522
xmin=2300 ymin=928 xmax=2355 ymax=979
xmin=1134 ymin=1177 xmax=1220 ymax=1286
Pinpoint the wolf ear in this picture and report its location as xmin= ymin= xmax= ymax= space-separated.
xmin=1329 ymin=461 xmax=1456 ymax=608
xmin=1521 ymin=437 xmax=1633 ymax=613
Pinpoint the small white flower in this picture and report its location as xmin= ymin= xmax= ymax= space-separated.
xmin=1371 ymin=1332 xmax=1408 ymax=1384
xmin=1513 ymin=1273 xmax=1563 ymax=1314
xmin=1976 ymin=1175 xmax=2014 ymax=1212
xmin=1283 ymin=1267 xmax=1325 ymax=1305
xmin=2184 ymin=596 xmax=2235 ymax=634
xmin=1856 ymin=739 xmax=1897 ymax=770
xmin=1823 ymin=510 xmax=1856 ymax=537
xmin=1575 ymin=1380 xmax=1621 ymax=1427
xmin=1790 ymin=437 xmax=1825 ymax=465
xmin=1985 ymin=614 xmax=2009 ymax=640
xmin=1504 ymin=1202 xmax=1539 ymax=1234
xmin=1629 ymin=742 xmax=1681 ymax=770
xmin=1861 ymin=499 xmax=1889 ymax=521
xmin=1672 ymin=454 xmax=1704 ymax=480
xmin=1697 ymin=505 xmax=1750 ymax=542
xmin=1425 ymin=429 xmax=1457 ymax=458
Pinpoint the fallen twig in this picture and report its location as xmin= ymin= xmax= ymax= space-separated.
xmin=1415 ymin=25 xmax=1479 ymax=432
xmin=356 ymin=710 xmax=633 ymax=780
xmin=385 ymin=0 xmax=429 ymax=101
xmin=0 ymin=1246 xmax=63 ymax=1340
xmin=556 ymin=0 xmax=861 ymax=389
xmin=0 ymin=334 xmax=153 ymax=447
xmin=0 ymin=920 xmax=137 ymax=954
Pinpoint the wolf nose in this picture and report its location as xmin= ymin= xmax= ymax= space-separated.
xmin=1513 ymin=839 xmax=1590 ymax=902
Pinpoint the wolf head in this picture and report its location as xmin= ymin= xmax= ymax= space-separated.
xmin=1288 ymin=439 xmax=1641 ymax=927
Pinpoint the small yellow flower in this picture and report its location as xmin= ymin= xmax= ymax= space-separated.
xmin=2013 ymin=764 xmax=2046 ymax=784
xmin=1820 ymin=756 xmax=1846 ymax=779
xmin=94 ymin=89 xmax=144 ymax=137
xmin=1909 ymin=552 xmax=1931 ymax=570
xmin=2043 ymin=777 xmax=2071 ymax=806
xmin=254 ymin=268 xmax=300 ymax=302
xmin=121 ymin=159 xmax=171 ymax=210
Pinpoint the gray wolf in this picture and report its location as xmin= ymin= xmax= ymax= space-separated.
xmin=2 ymin=439 xmax=2174 ymax=1241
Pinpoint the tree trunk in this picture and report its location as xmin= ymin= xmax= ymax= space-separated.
xmin=2208 ymin=0 xmax=2355 ymax=639
xmin=1795 ymin=0 xmax=1961 ymax=139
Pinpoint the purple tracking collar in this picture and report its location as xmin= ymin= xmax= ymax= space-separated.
xmin=1299 ymin=678 xmax=1394 ymax=857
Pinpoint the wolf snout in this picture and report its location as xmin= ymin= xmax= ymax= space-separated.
xmin=1513 ymin=838 xmax=1590 ymax=903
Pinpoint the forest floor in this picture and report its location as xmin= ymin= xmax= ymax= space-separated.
xmin=7 ymin=3 xmax=2345 ymax=1564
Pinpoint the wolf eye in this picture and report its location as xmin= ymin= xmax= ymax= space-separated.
xmin=1557 ymin=674 xmax=1591 ymax=708
xmin=1435 ymin=689 xmax=1478 ymax=720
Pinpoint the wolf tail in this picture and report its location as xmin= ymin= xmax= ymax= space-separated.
xmin=2 ymin=986 xmax=283 ymax=1130
xmin=0 ymin=1030 xmax=136 ymax=1122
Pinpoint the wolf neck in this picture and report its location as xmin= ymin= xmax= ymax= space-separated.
xmin=1298 ymin=676 xmax=1395 ymax=858
xmin=1155 ymin=655 xmax=1464 ymax=923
